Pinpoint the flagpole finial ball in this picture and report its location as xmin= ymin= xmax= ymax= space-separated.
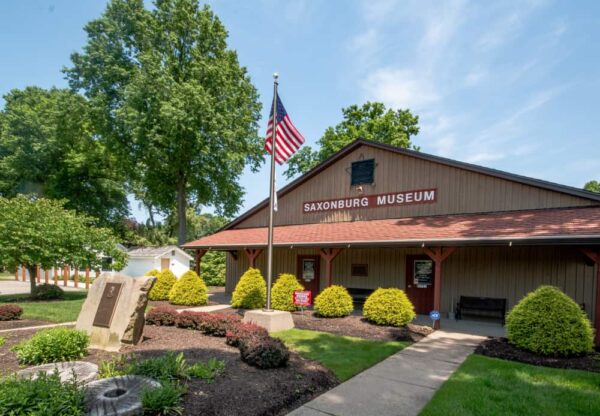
xmin=273 ymin=73 xmax=279 ymax=80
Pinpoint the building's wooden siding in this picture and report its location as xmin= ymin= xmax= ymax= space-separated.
xmin=225 ymin=246 xmax=597 ymax=321
xmin=235 ymin=146 xmax=594 ymax=228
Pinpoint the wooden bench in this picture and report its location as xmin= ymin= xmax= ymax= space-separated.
xmin=456 ymin=296 xmax=507 ymax=325
xmin=347 ymin=288 xmax=375 ymax=304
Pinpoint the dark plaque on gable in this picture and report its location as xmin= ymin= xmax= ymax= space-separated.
xmin=92 ymin=282 xmax=123 ymax=328
xmin=351 ymin=159 xmax=375 ymax=186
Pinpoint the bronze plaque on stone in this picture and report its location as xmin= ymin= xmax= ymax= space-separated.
xmin=92 ymin=282 xmax=123 ymax=328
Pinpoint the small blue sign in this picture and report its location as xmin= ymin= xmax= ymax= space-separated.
xmin=429 ymin=310 xmax=441 ymax=321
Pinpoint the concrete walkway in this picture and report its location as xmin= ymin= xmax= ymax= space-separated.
xmin=288 ymin=330 xmax=485 ymax=416
xmin=0 ymin=280 xmax=86 ymax=295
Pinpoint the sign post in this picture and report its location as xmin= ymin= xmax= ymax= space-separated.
xmin=429 ymin=310 xmax=440 ymax=329
xmin=293 ymin=290 xmax=312 ymax=315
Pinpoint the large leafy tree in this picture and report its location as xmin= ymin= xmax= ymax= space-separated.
xmin=584 ymin=180 xmax=600 ymax=193
xmin=66 ymin=0 xmax=263 ymax=244
xmin=285 ymin=102 xmax=420 ymax=178
xmin=0 ymin=87 xmax=129 ymax=227
xmin=0 ymin=195 xmax=126 ymax=294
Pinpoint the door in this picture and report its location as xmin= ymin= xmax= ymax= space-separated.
xmin=297 ymin=255 xmax=320 ymax=299
xmin=405 ymin=255 xmax=435 ymax=314
xmin=161 ymin=258 xmax=170 ymax=271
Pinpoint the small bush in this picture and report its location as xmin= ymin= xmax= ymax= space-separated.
xmin=174 ymin=311 xmax=207 ymax=330
xmin=363 ymin=288 xmax=416 ymax=327
xmin=98 ymin=355 xmax=129 ymax=379
xmin=12 ymin=328 xmax=89 ymax=365
xmin=0 ymin=372 xmax=85 ymax=416
xmin=141 ymin=380 xmax=185 ymax=416
xmin=146 ymin=269 xmax=161 ymax=278
xmin=129 ymin=352 xmax=188 ymax=382
xmin=0 ymin=304 xmax=23 ymax=321
xmin=146 ymin=306 xmax=178 ymax=326
xmin=225 ymin=322 xmax=269 ymax=348
xmin=149 ymin=269 xmax=177 ymax=301
xmin=240 ymin=337 xmax=290 ymax=369
xmin=31 ymin=283 xmax=64 ymax=300
xmin=168 ymin=270 xmax=208 ymax=306
xmin=271 ymin=273 xmax=304 ymax=311
xmin=187 ymin=358 xmax=225 ymax=382
xmin=506 ymin=285 xmax=594 ymax=356
xmin=314 ymin=285 xmax=354 ymax=318
xmin=198 ymin=314 xmax=240 ymax=337
xmin=231 ymin=268 xmax=267 ymax=309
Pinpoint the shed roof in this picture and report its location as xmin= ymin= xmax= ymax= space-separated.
xmin=182 ymin=206 xmax=600 ymax=249
xmin=127 ymin=245 xmax=193 ymax=260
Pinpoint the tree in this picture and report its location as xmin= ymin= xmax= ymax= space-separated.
xmin=584 ymin=180 xmax=600 ymax=193
xmin=65 ymin=0 xmax=263 ymax=245
xmin=0 ymin=87 xmax=129 ymax=228
xmin=0 ymin=195 xmax=126 ymax=294
xmin=285 ymin=102 xmax=419 ymax=178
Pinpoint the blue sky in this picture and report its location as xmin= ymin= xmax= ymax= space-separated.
xmin=1 ymin=0 xmax=599 ymax=221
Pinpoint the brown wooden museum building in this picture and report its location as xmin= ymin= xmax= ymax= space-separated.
xmin=184 ymin=139 xmax=600 ymax=339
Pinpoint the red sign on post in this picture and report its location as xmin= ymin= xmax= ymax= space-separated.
xmin=293 ymin=290 xmax=312 ymax=307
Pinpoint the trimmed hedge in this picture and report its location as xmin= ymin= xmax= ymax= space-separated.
xmin=240 ymin=337 xmax=290 ymax=369
xmin=506 ymin=285 xmax=594 ymax=356
xmin=225 ymin=322 xmax=269 ymax=348
xmin=168 ymin=270 xmax=208 ymax=306
xmin=231 ymin=268 xmax=266 ymax=309
xmin=314 ymin=285 xmax=354 ymax=318
xmin=146 ymin=306 xmax=178 ymax=326
xmin=148 ymin=269 xmax=177 ymax=301
xmin=0 ymin=304 xmax=23 ymax=321
xmin=12 ymin=328 xmax=89 ymax=365
xmin=363 ymin=288 xmax=415 ymax=327
xmin=271 ymin=273 xmax=304 ymax=312
xmin=32 ymin=283 xmax=64 ymax=300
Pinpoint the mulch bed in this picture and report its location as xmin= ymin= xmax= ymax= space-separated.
xmin=0 ymin=324 xmax=338 ymax=416
xmin=475 ymin=337 xmax=600 ymax=373
xmin=0 ymin=319 xmax=52 ymax=331
xmin=291 ymin=310 xmax=433 ymax=342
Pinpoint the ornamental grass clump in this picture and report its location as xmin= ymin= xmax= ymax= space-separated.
xmin=363 ymin=288 xmax=416 ymax=327
xmin=271 ymin=273 xmax=304 ymax=311
xmin=148 ymin=269 xmax=177 ymax=301
xmin=12 ymin=328 xmax=89 ymax=365
xmin=314 ymin=285 xmax=354 ymax=318
xmin=506 ymin=285 xmax=594 ymax=356
xmin=168 ymin=270 xmax=208 ymax=306
xmin=231 ymin=268 xmax=267 ymax=309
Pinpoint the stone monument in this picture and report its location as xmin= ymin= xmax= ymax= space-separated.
xmin=76 ymin=272 xmax=156 ymax=351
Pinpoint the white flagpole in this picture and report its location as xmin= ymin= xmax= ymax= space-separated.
xmin=265 ymin=73 xmax=279 ymax=311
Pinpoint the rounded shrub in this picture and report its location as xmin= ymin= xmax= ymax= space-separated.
xmin=168 ymin=270 xmax=208 ymax=306
xmin=363 ymin=288 xmax=415 ymax=327
xmin=148 ymin=269 xmax=177 ymax=301
xmin=145 ymin=269 xmax=161 ymax=278
xmin=11 ymin=327 xmax=89 ymax=364
xmin=0 ymin=304 xmax=23 ymax=321
xmin=32 ymin=283 xmax=64 ymax=300
xmin=271 ymin=273 xmax=304 ymax=311
xmin=231 ymin=268 xmax=266 ymax=309
xmin=314 ymin=285 xmax=354 ymax=318
xmin=146 ymin=306 xmax=178 ymax=326
xmin=506 ymin=285 xmax=594 ymax=356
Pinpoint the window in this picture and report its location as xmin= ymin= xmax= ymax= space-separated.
xmin=351 ymin=159 xmax=375 ymax=186
xmin=351 ymin=264 xmax=369 ymax=277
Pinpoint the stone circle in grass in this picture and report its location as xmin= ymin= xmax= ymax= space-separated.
xmin=17 ymin=361 xmax=98 ymax=384
xmin=85 ymin=375 xmax=161 ymax=416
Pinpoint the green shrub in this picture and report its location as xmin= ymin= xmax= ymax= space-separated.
xmin=168 ymin=270 xmax=208 ymax=306
xmin=0 ymin=372 xmax=85 ymax=416
xmin=146 ymin=269 xmax=161 ymax=277
xmin=271 ymin=273 xmax=304 ymax=311
xmin=314 ymin=285 xmax=354 ymax=318
xmin=31 ymin=283 xmax=64 ymax=300
xmin=187 ymin=358 xmax=225 ymax=382
xmin=12 ymin=328 xmax=89 ymax=365
xmin=149 ymin=269 xmax=177 ymax=301
xmin=231 ymin=268 xmax=266 ymax=309
xmin=506 ymin=285 xmax=594 ymax=356
xmin=363 ymin=288 xmax=415 ymax=327
xmin=128 ymin=352 xmax=189 ymax=382
xmin=201 ymin=251 xmax=226 ymax=286
xmin=98 ymin=355 xmax=129 ymax=379
xmin=0 ymin=336 xmax=5 ymax=347
xmin=141 ymin=380 xmax=185 ymax=416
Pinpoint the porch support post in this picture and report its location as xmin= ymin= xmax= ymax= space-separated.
xmin=244 ymin=249 xmax=263 ymax=268
xmin=15 ymin=267 xmax=19 ymax=281
xmin=44 ymin=269 xmax=49 ymax=284
xmin=320 ymin=248 xmax=343 ymax=287
xmin=22 ymin=265 xmax=26 ymax=282
xmin=85 ymin=267 xmax=90 ymax=290
xmin=582 ymin=248 xmax=600 ymax=345
xmin=423 ymin=246 xmax=456 ymax=330
xmin=194 ymin=249 xmax=208 ymax=275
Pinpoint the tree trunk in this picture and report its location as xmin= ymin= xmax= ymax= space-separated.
xmin=146 ymin=203 xmax=156 ymax=228
xmin=176 ymin=175 xmax=187 ymax=245
xmin=27 ymin=265 xmax=37 ymax=295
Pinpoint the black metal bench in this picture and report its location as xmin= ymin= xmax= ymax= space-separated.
xmin=347 ymin=288 xmax=375 ymax=304
xmin=456 ymin=296 xmax=507 ymax=325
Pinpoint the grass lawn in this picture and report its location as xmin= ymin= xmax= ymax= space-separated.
xmin=0 ymin=272 xmax=15 ymax=281
xmin=0 ymin=291 xmax=87 ymax=323
xmin=273 ymin=328 xmax=408 ymax=381
xmin=420 ymin=355 xmax=600 ymax=416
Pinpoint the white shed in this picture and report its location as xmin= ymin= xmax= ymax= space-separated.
xmin=121 ymin=246 xmax=193 ymax=278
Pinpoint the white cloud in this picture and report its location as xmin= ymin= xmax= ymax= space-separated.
xmin=363 ymin=68 xmax=440 ymax=110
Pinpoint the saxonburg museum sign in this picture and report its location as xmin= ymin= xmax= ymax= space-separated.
xmin=303 ymin=188 xmax=437 ymax=213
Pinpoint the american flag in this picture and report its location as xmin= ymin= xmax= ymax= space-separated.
xmin=265 ymin=93 xmax=304 ymax=164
